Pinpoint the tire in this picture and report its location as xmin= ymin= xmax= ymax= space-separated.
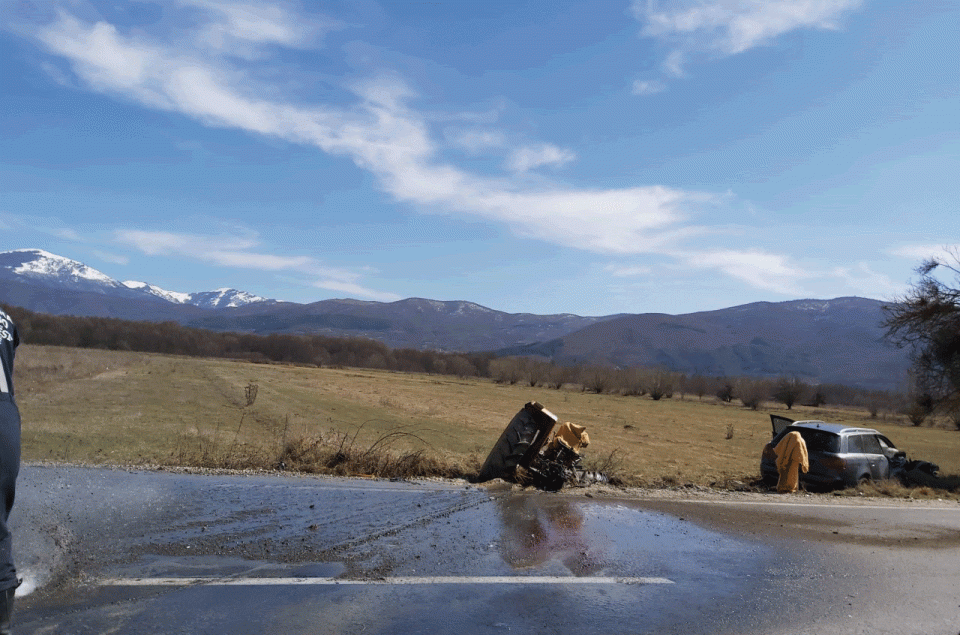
xmin=476 ymin=405 xmax=552 ymax=482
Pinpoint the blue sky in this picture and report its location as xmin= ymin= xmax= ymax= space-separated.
xmin=0 ymin=0 xmax=957 ymax=316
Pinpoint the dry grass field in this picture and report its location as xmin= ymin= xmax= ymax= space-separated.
xmin=14 ymin=345 xmax=960 ymax=489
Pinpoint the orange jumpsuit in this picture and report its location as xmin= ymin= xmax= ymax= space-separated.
xmin=774 ymin=430 xmax=809 ymax=493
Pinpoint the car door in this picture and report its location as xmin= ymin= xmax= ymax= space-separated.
xmin=860 ymin=434 xmax=885 ymax=479
xmin=770 ymin=414 xmax=794 ymax=437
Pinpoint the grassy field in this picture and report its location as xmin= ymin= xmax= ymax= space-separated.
xmin=14 ymin=345 xmax=960 ymax=487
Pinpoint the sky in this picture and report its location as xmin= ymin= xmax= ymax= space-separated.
xmin=0 ymin=0 xmax=957 ymax=316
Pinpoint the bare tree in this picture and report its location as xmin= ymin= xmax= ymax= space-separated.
xmin=647 ymin=369 xmax=674 ymax=401
xmin=618 ymin=368 xmax=646 ymax=397
xmin=447 ymin=355 xmax=477 ymax=379
xmin=772 ymin=376 xmax=806 ymax=410
xmin=738 ymin=379 xmax=768 ymax=411
xmin=489 ymin=358 xmax=522 ymax=384
xmin=580 ymin=365 xmax=613 ymax=394
xmin=716 ymin=379 xmax=736 ymax=403
xmin=546 ymin=365 xmax=572 ymax=390
xmin=807 ymin=385 xmax=827 ymax=408
xmin=688 ymin=374 xmax=708 ymax=401
xmin=520 ymin=359 xmax=552 ymax=387
xmin=884 ymin=249 xmax=960 ymax=415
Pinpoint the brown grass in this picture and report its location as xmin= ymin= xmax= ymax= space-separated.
xmin=834 ymin=476 xmax=960 ymax=501
xmin=14 ymin=345 xmax=960 ymax=495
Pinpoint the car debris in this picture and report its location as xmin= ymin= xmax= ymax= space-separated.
xmin=476 ymin=402 xmax=607 ymax=491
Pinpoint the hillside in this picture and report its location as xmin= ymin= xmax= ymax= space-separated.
xmin=503 ymin=298 xmax=907 ymax=390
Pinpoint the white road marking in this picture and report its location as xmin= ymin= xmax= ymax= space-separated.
xmin=101 ymin=576 xmax=673 ymax=586
xmin=670 ymin=499 xmax=960 ymax=511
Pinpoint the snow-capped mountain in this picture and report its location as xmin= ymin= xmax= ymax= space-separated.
xmin=0 ymin=249 xmax=132 ymax=295
xmin=121 ymin=281 xmax=267 ymax=308
xmin=0 ymin=249 xmax=272 ymax=308
xmin=187 ymin=288 xmax=269 ymax=309
xmin=121 ymin=280 xmax=192 ymax=304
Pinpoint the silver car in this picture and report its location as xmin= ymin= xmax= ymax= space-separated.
xmin=760 ymin=415 xmax=906 ymax=489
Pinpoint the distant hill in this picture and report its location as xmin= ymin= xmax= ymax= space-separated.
xmin=501 ymin=297 xmax=907 ymax=390
xmin=189 ymin=297 xmax=613 ymax=352
xmin=0 ymin=249 xmax=908 ymax=389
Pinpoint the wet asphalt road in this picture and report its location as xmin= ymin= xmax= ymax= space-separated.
xmin=8 ymin=465 xmax=960 ymax=634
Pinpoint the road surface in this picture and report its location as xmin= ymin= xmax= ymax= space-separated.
xmin=9 ymin=465 xmax=960 ymax=634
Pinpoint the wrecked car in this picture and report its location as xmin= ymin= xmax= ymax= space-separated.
xmin=476 ymin=402 xmax=603 ymax=491
xmin=761 ymin=415 xmax=939 ymax=490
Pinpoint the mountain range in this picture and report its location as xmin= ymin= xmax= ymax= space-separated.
xmin=0 ymin=249 xmax=909 ymax=390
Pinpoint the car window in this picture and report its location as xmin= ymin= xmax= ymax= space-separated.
xmin=846 ymin=435 xmax=864 ymax=453
xmin=877 ymin=435 xmax=897 ymax=451
xmin=794 ymin=429 xmax=840 ymax=453
xmin=862 ymin=435 xmax=882 ymax=454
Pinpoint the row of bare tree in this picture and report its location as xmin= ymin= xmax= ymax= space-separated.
xmin=486 ymin=356 xmax=906 ymax=415
xmin=2 ymin=303 xmax=911 ymax=418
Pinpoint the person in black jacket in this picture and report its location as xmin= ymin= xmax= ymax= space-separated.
xmin=0 ymin=308 xmax=20 ymax=634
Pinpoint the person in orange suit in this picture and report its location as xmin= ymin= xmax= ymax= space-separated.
xmin=774 ymin=430 xmax=809 ymax=493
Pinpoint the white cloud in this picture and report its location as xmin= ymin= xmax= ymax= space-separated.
xmin=176 ymin=0 xmax=341 ymax=58
xmin=445 ymin=128 xmax=507 ymax=154
xmin=92 ymin=250 xmax=130 ymax=266
xmin=29 ymin=6 xmax=720 ymax=260
xmin=114 ymin=229 xmax=399 ymax=301
xmin=662 ymin=50 xmax=687 ymax=78
xmin=605 ymin=264 xmax=653 ymax=277
xmin=828 ymin=263 xmax=900 ymax=297
xmin=505 ymin=144 xmax=576 ymax=173
xmin=679 ymin=248 xmax=808 ymax=294
xmin=0 ymin=212 xmax=85 ymax=241
xmin=632 ymin=79 xmax=667 ymax=95
xmin=52 ymin=227 xmax=84 ymax=241
xmin=888 ymin=244 xmax=960 ymax=263
xmin=634 ymin=0 xmax=864 ymax=76
xmin=675 ymin=248 xmax=906 ymax=299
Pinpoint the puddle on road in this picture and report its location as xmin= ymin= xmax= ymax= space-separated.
xmin=492 ymin=493 xmax=770 ymax=582
xmin=11 ymin=466 xmax=808 ymax=634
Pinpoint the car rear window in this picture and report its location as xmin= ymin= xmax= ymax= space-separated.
xmin=792 ymin=428 xmax=840 ymax=453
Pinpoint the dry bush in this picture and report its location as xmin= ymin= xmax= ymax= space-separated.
xmin=584 ymin=449 xmax=628 ymax=486
xmin=177 ymin=418 xmax=479 ymax=481
xmin=283 ymin=431 xmax=475 ymax=480
xmin=834 ymin=476 xmax=960 ymax=501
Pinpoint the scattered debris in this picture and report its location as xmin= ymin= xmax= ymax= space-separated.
xmin=892 ymin=456 xmax=940 ymax=487
xmin=476 ymin=402 xmax=607 ymax=491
